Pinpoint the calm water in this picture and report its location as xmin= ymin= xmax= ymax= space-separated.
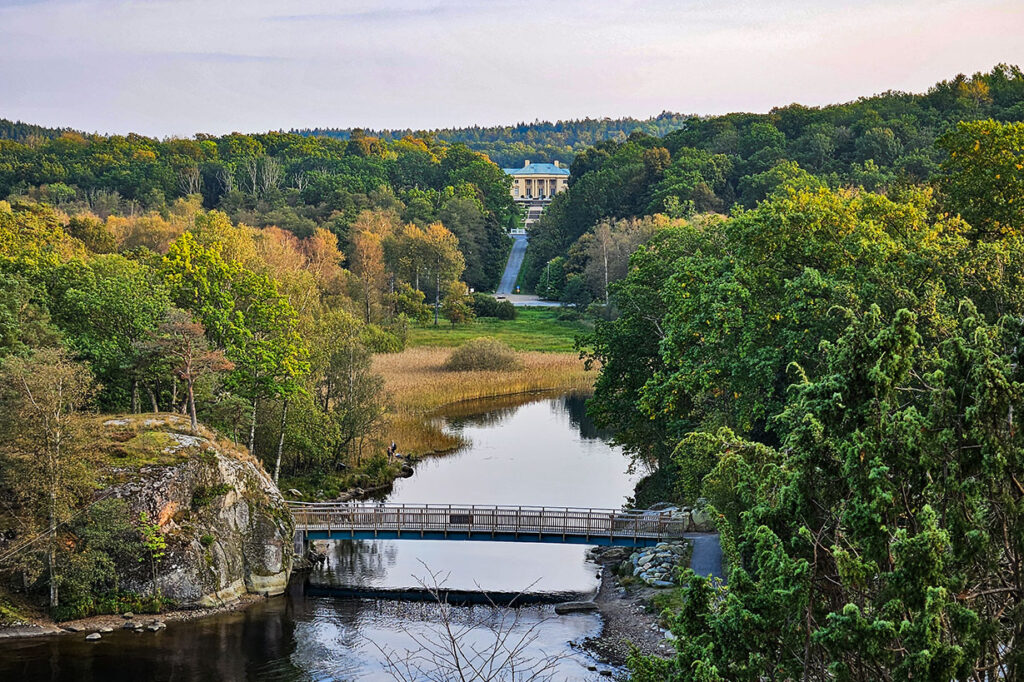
xmin=0 ymin=393 xmax=637 ymax=681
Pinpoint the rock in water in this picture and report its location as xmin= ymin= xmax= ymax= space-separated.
xmin=85 ymin=633 xmax=101 ymax=641
xmin=554 ymin=601 xmax=599 ymax=614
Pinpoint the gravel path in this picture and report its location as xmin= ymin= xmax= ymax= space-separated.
xmin=581 ymin=552 xmax=673 ymax=667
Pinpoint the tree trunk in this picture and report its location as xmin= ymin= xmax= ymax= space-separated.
xmin=186 ymin=378 xmax=198 ymax=432
xmin=248 ymin=395 xmax=258 ymax=455
xmin=273 ymin=400 xmax=289 ymax=484
xmin=48 ymin=482 xmax=58 ymax=608
xmin=147 ymin=386 xmax=159 ymax=413
xmin=434 ymin=269 xmax=440 ymax=326
xmin=603 ymin=247 xmax=610 ymax=305
xmin=131 ymin=379 xmax=139 ymax=414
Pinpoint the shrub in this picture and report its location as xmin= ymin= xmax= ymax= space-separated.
xmin=443 ymin=338 xmax=523 ymax=372
xmin=470 ymin=293 xmax=517 ymax=320
xmin=361 ymin=322 xmax=406 ymax=353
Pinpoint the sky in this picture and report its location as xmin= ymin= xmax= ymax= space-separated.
xmin=1 ymin=0 xmax=1023 ymax=138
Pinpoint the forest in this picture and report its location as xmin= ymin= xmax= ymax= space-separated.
xmin=295 ymin=111 xmax=691 ymax=168
xmin=572 ymin=70 xmax=1024 ymax=679
xmin=525 ymin=64 xmax=1024 ymax=304
xmin=0 ymin=128 xmax=517 ymax=293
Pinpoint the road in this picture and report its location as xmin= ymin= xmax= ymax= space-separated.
xmin=687 ymin=533 xmax=724 ymax=580
xmin=497 ymin=233 xmax=528 ymax=295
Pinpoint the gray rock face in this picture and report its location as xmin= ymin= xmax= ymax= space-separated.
xmin=103 ymin=416 xmax=294 ymax=608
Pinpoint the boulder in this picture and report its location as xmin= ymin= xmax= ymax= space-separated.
xmin=98 ymin=415 xmax=294 ymax=608
xmin=85 ymin=632 xmax=101 ymax=641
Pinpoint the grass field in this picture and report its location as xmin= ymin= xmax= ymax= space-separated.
xmin=407 ymin=307 xmax=591 ymax=353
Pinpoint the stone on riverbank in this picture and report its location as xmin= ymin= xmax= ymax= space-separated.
xmin=554 ymin=601 xmax=599 ymax=614
xmin=85 ymin=632 xmax=101 ymax=641
xmin=629 ymin=540 xmax=691 ymax=587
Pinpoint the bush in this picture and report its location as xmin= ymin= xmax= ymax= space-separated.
xmin=443 ymin=338 xmax=523 ymax=372
xmin=471 ymin=293 xmax=517 ymax=320
xmin=361 ymin=323 xmax=405 ymax=353
xmin=557 ymin=309 xmax=582 ymax=322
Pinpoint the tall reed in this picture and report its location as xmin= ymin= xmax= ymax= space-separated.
xmin=373 ymin=347 xmax=594 ymax=457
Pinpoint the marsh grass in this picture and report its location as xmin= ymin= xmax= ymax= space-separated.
xmin=374 ymin=347 xmax=594 ymax=457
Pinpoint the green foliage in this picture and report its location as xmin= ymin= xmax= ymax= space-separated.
xmin=137 ymin=511 xmax=167 ymax=599
xmin=190 ymin=483 xmax=232 ymax=509
xmin=50 ymin=499 xmax=150 ymax=621
xmin=0 ymin=127 xmax=519 ymax=287
xmin=442 ymin=338 xmax=523 ymax=372
xmin=295 ymin=113 xmax=692 ymax=168
xmin=470 ymin=293 xmax=517 ymax=320
xmin=938 ymin=119 xmax=1024 ymax=238
xmin=525 ymin=65 xmax=1024 ymax=288
xmin=600 ymin=113 xmax=1024 ymax=678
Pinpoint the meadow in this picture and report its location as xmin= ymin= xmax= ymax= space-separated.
xmin=406 ymin=307 xmax=591 ymax=353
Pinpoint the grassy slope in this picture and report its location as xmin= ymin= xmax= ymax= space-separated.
xmin=407 ymin=307 xmax=590 ymax=353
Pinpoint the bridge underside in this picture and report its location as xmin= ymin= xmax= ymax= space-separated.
xmin=301 ymin=529 xmax=665 ymax=547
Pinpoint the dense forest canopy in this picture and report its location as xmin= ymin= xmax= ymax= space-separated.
xmin=565 ymin=68 xmax=1024 ymax=680
xmin=525 ymin=64 xmax=1024 ymax=296
xmin=294 ymin=112 xmax=692 ymax=168
xmin=0 ymin=128 xmax=517 ymax=292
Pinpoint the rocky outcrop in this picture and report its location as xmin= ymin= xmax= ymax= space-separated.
xmin=99 ymin=414 xmax=294 ymax=607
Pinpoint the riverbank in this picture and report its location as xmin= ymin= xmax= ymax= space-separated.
xmin=580 ymin=549 xmax=675 ymax=667
xmin=0 ymin=593 xmax=265 ymax=641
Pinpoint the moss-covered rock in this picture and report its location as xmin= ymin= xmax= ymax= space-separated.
xmin=95 ymin=414 xmax=294 ymax=607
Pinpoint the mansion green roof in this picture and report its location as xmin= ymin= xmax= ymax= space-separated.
xmin=503 ymin=162 xmax=570 ymax=176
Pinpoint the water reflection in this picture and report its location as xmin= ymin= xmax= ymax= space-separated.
xmin=0 ymin=394 xmax=631 ymax=681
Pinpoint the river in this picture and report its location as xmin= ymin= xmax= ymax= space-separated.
xmin=0 ymin=393 xmax=639 ymax=681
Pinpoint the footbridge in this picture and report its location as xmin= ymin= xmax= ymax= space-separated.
xmin=289 ymin=502 xmax=692 ymax=548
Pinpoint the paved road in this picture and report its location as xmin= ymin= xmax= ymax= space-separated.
xmin=497 ymin=233 xmax=529 ymax=294
xmin=686 ymin=533 xmax=724 ymax=580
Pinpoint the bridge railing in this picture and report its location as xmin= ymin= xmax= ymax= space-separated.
xmin=288 ymin=502 xmax=686 ymax=541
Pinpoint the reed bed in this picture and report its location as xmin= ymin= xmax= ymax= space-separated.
xmin=374 ymin=347 xmax=595 ymax=457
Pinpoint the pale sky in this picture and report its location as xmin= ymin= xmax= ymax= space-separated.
xmin=1 ymin=0 xmax=1023 ymax=137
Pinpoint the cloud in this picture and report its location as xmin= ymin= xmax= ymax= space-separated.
xmin=0 ymin=0 xmax=1022 ymax=136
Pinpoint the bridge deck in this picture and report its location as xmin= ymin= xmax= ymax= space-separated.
xmin=290 ymin=503 xmax=686 ymax=547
